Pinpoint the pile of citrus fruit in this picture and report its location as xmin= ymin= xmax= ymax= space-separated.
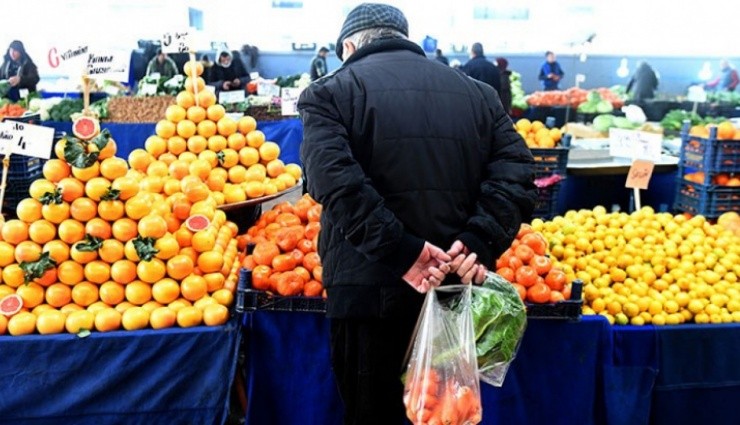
xmin=514 ymin=119 xmax=563 ymax=149
xmin=0 ymin=61 xmax=304 ymax=336
xmin=238 ymin=195 xmax=324 ymax=298
xmin=493 ymin=225 xmax=572 ymax=304
xmin=531 ymin=207 xmax=740 ymax=325
xmin=137 ymin=60 xmax=302 ymax=205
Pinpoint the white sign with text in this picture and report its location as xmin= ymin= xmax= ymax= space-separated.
xmin=47 ymin=44 xmax=90 ymax=77
xmin=161 ymin=30 xmax=192 ymax=54
xmin=281 ymin=87 xmax=304 ymax=116
xmin=257 ymin=81 xmax=281 ymax=98
xmin=0 ymin=121 xmax=54 ymax=159
xmin=609 ymin=128 xmax=662 ymax=162
xmin=86 ymin=50 xmax=130 ymax=82
xmin=219 ymin=90 xmax=246 ymax=105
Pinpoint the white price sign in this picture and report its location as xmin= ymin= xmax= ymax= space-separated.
xmin=687 ymin=85 xmax=707 ymax=103
xmin=47 ymin=44 xmax=90 ymax=78
xmin=139 ymin=83 xmax=158 ymax=96
xmin=281 ymin=87 xmax=304 ymax=116
xmin=257 ymin=81 xmax=281 ymax=98
xmin=219 ymin=90 xmax=246 ymax=105
xmin=609 ymin=128 xmax=662 ymax=162
xmin=0 ymin=121 xmax=55 ymax=159
xmin=161 ymin=30 xmax=192 ymax=54
xmin=86 ymin=50 xmax=130 ymax=82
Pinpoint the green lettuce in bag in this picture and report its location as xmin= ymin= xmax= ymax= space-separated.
xmin=471 ymin=272 xmax=527 ymax=387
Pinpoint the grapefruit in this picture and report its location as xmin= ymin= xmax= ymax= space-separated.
xmin=0 ymin=294 xmax=22 ymax=317
xmin=72 ymin=116 xmax=100 ymax=140
xmin=185 ymin=214 xmax=211 ymax=232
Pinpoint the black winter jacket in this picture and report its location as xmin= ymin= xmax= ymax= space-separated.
xmin=298 ymin=39 xmax=537 ymax=318
xmin=462 ymin=56 xmax=502 ymax=93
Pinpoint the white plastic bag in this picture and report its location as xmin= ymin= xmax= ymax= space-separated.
xmin=403 ymin=285 xmax=482 ymax=425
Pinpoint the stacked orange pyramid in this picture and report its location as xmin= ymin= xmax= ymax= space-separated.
xmin=0 ymin=62 xmax=302 ymax=336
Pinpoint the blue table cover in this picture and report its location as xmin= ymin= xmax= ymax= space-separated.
xmin=0 ymin=321 xmax=240 ymax=425
xmin=42 ymin=119 xmax=303 ymax=166
xmin=243 ymin=312 xmax=740 ymax=425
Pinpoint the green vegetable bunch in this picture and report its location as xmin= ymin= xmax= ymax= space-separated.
xmin=447 ymin=274 xmax=527 ymax=387
xmin=48 ymin=99 xmax=84 ymax=122
xmin=660 ymin=109 xmax=728 ymax=132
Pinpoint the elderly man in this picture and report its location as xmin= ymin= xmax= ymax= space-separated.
xmin=298 ymin=3 xmax=537 ymax=423
xmin=462 ymin=42 xmax=502 ymax=92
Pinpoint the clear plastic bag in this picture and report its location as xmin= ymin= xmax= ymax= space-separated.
xmin=473 ymin=272 xmax=528 ymax=387
xmin=403 ymin=285 xmax=483 ymax=425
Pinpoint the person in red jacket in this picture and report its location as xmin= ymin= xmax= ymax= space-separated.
xmin=705 ymin=59 xmax=739 ymax=92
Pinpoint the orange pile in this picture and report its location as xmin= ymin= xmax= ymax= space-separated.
xmin=515 ymin=119 xmax=563 ymax=149
xmin=238 ymin=195 xmax=324 ymax=298
xmin=493 ymin=224 xmax=572 ymax=304
xmin=141 ymin=63 xmax=301 ymax=205
xmin=0 ymin=63 xmax=289 ymax=336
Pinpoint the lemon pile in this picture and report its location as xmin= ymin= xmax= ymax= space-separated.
xmin=532 ymin=207 xmax=740 ymax=325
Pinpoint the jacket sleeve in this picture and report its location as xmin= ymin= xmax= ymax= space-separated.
xmin=556 ymin=63 xmax=565 ymax=77
xmin=538 ymin=64 xmax=547 ymax=81
xmin=298 ymin=83 xmax=425 ymax=278
xmin=19 ymin=62 xmax=39 ymax=89
xmin=729 ymin=70 xmax=739 ymax=91
xmin=457 ymin=84 xmax=538 ymax=267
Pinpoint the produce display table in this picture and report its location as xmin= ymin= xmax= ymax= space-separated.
xmin=0 ymin=321 xmax=241 ymax=425
xmin=42 ymin=119 xmax=303 ymax=165
xmin=242 ymin=312 xmax=610 ymax=425
xmin=241 ymin=311 xmax=740 ymax=425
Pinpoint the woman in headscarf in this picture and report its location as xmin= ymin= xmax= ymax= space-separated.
xmin=0 ymin=40 xmax=40 ymax=101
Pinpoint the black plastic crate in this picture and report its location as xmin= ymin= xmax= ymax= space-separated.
xmin=8 ymin=156 xmax=42 ymax=176
xmin=532 ymin=182 xmax=561 ymax=219
xmin=2 ymin=175 xmax=38 ymax=214
xmin=525 ymin=280 xmax=583 ymax=320
xmin=531 ymin=147 xmax=569 ymax=179
xmin=673 ymin=179 xmax=740 ymax=218
xmin=236 ymin=268 xmax=325 ymax=313
xmin=680 ymin=133 xmax=740 ymax=174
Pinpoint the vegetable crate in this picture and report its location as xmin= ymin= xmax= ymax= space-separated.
xmin=673 ymin=179 xmax=740 ymax=218
xmin=2 ymin=156 xmax=44 ymax=214
xmin=532 ymin=182 xmax=561 ymax=220
xmin=679 ymin=132 xmax=740 ymax=174
xmin=531 ymin=147 xmax=569 ymax=179
xmin=236 ymin=269 xmax=326 ymax=314
xmin=525 ymin=280 xmax=584 ymax=320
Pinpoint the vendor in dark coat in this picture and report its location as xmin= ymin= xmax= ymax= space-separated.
xmin=298 ymin=3 xmax=537 ymax=423
xmin=208 ymin=50 xmax=249 ymax=92
xmin=0 ymin=40 xmax=40 ymax=101
xmin=461 ymin=42 xmax=501 ymax=92
xmin=627 ymin=61 xmax=659 ymax=102
xmin=496 ymin=57 xmax=513 ymax=114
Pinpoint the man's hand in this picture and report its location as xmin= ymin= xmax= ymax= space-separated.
xmin=8 ymin=76 xmax=20 ymax=87
xmin=232 ymin=78 xmax=241 ymax=86
xmin=222 ymin=81 xmax=232 ymax=90
xmin=403 ymin=242 xmax=451 ymax=293
xmin=447 ymin=240 xmax=487 ymax=284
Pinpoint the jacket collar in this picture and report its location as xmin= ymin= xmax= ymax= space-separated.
xmin=342 ymin=38 xmax=425 ymax=67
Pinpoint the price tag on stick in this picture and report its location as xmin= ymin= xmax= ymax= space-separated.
xmin=161 ymin=30 xmax=192 ymax=54
xmin=625 ymin=159 xmax=655 ymax=210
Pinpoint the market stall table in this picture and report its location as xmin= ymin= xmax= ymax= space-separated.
xmin=241 ymin=310 xmax=740 ymax=425
xmin=559 ymin=152 xmax=679 ymax=215
xmin=242 ymin=312 xmax=611 ymax=425
xmin=0 ymin=321 xmax=240 ymax=425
